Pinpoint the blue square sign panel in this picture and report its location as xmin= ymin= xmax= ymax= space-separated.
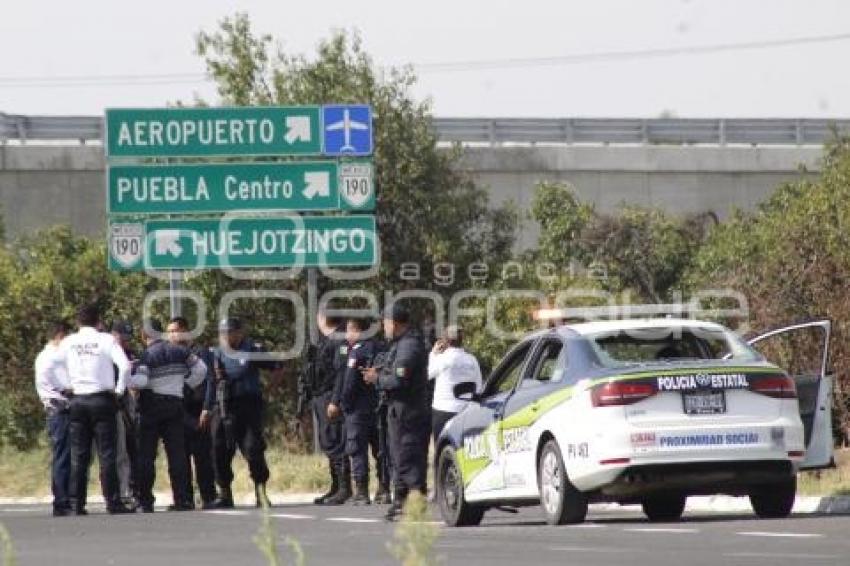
xmin=322 ymin=104 xmax=373 ymax=156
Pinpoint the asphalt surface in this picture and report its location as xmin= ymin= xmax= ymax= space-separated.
xmin=2 ymin=502 xmax=849 ymax=566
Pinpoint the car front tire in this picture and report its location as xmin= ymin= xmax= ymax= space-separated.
xmin=437 ymin=446 xmax=485 ymax=527
xmin=538 ymin=440 xmax=587 ymax=525
xmin=750 ymin=477 xmax=796 ymax=519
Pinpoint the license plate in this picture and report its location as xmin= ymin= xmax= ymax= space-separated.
xmin=683 ymin=390 xmax=726 ymax=415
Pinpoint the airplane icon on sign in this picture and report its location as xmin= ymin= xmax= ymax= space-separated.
xmin=325 ymin=108 xmax=369 ymax=153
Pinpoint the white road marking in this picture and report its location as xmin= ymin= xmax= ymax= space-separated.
xmin=549 ymin=546 xmax=634 ymax=553
xmin=725 ymin=552 xmax=837 ymax=560
xmin=205 ymin=510 xmax=250 ymax=516
xmin=737 ymin=531 xmax=824 ymax=539
xmin=565 ymin=523 xmax=607 ymax=528
xmin=326 ymin=517 xmax=381 ymax=524
xmin=271 ymin=513 xmax=316 ymax=520
xmin=624 ymin=527 xmax=700 ymax=534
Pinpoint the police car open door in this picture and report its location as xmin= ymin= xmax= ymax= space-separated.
xmin=748 ymin=320 xmax=833 ymax=470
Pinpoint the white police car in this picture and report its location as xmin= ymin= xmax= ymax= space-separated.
xmin=435 ymin=318 xmax=833 ymax=526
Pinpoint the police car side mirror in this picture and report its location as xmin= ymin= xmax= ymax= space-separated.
xmin=453 ymin=381 xmax=480 ymax=402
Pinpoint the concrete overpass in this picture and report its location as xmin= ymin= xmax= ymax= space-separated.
xmin=0 ymin=115 xmax=834 ymax=247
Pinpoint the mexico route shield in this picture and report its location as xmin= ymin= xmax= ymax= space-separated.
xmin=338 ymin=162 xmax=374 ymax=209
xmin=110 ymin=222 xmax=144 ymax=270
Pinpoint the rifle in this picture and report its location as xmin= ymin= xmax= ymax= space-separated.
xmin=213 ymin=353 xmax=235 ymax=452
xmin=370 ymin=350 xmax=392 ymax=489
xmin=296 ymin=344 xmax=317 ymax=420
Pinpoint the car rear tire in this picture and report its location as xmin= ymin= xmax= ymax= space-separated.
xmin=750 ymin=477 xmax=796 ymax=519
xmin=538 ymin=440 xmax=587 ymax=525
xmin=437 ymin=446 xmax=485 ymax=527
xmin=642 ymin=493 xmax=687 ymax=522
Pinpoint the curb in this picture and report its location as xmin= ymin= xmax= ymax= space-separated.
xmin=0 ymin=492 xmax=321 ymax=507
xmin=3 ymin=493 xmax=849 ymax=515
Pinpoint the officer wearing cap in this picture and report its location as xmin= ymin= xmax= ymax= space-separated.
xmin=364 ymin=303 xmax=429 ymax=521
xmin=200 ymin=317 xmax=283 ymax=508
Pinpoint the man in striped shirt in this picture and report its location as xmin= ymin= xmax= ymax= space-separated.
xmin=129 ymin=318 xmax=207 ymax=512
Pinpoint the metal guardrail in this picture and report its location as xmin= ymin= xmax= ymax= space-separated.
xmin=2 ymin=112 xmax=849 ymax=146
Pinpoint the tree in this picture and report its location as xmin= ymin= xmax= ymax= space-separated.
xmin=195 ymin=14 xmax=517 ymax=293
xmin=685 ymin=137 xmax=850 ymax=440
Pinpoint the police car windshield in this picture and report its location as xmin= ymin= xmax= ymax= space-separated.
xmin=588 ymin=326 xmax=763 ymax=368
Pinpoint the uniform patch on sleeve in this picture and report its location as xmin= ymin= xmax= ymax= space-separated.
xmin=396 ymin=367 xmax=408 ymax=378
xmin=340 ymin=345 xmax=349 ymax=355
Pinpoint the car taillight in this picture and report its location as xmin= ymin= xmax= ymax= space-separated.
xmin=591 ymin=381 xmax=657 ymax=407
xmin=749 ymin=375 xmax=797 ymax=399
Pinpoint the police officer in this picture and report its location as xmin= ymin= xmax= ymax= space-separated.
xmin=34 ymin=320 xmax=72 ymax=516
xmin=110 ymin=319 xmax=140 ymax=509
xmin=130 ymin=319 xmax=207 ymax=512
xmin=166 ymin=316 xmax=218 ymax=509
xmin=341 ymin=316 xmax=384 ymax=505
xmin=312 ymin=309 xmax=351 ymax=505
xmin=46 ymin=304 xmax=133 ymax=515
xmin=364 ymin=304 xmax=429 ymax=521
xmin=200 ymin=318 xmax=283 ymax=509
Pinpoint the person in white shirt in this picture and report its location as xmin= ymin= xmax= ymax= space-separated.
xmin=34 ymin=320 xmax=72 ymax=516
xmin=47 ymin=304 xmax=133 ymax=515
xmin=428 ymin=326 xmax=482 ymax=445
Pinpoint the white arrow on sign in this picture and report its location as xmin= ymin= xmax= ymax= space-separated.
xmin=302 ymin=171 xmax=330 ymax=199
xmin=154 ymin=230 xmax=184 ymax=257
xmin=284 ymin=116 xmax=312 ymax=144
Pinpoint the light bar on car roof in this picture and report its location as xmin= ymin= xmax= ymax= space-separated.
xmin=533 ymin=304 xmax=728 ymax=322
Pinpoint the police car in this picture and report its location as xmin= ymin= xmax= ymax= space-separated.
xmin=435 ymin=317 xmax=833 ymax=526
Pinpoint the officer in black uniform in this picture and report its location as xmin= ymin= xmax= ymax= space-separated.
xmin=364 ymin=304 xmax=429 ymax=521
xmin=166 ymin=316 xmax=218 ymax=509
xmin=200 ymin=318 xmax=283 ymax=508
xmin=341 ymin=316 xmax=385 ymax=505
xmin=130 ymin=319 xmax=207 ymax=513
xmin=312 ymin=310 xmax=351 ymax=505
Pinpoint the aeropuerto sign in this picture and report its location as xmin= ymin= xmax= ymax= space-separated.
xmin=105 ymin=106 xmax=322 ymax=157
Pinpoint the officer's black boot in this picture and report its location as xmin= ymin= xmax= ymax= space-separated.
xmin=255 ymin=482 xmax=271 ymax=508
xmin=351 ymin=479 xmax=371 ymax=506
xmin=374 ymin=483 xmax=392 ymax=505
xmin=314 ymin=460 xmax=339 ymax=505
xmin=324 ymin=461 xmax=352 ymax=505
xmin=213 ymin=486 xmax=234 ymax=509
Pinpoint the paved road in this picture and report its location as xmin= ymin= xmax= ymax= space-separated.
xmin=1 ymin=502 xmax=849 ymax=566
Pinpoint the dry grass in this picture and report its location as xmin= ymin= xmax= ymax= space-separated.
xmin=0 ymin=446 xmax=327 ymax=500
xmin=798 ymin=448 xmax=850 ymax=496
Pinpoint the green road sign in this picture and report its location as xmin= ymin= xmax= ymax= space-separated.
xmin=108 ymin=215 xmax=377 ymax=271
xmin=107 ymin=161 xmax=374 ymax=214
xmin=105 ymin=106 xmax=322 ymax=158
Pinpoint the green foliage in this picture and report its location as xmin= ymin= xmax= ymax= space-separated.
xmin=195 ymin=14 xmax=517 ymax=293
xmin=531 ymin=181 xmax=594 ymax=267
xmin=0 ymin=227 xmax=159 ymax=448
xmin=686 ymin=136 xmax=850 ymax=432
xmin=582 ymin=207 xmax=712 ymax=302
xmin=254 ymin=500 xmax=305 ymax=566
xmin=389 ymin=492 xmax=439 ymax=566
xmin=0 ymin=523 xmax=15 ymax=566
xmin=530 ymin=182 xmax=710 ymax=302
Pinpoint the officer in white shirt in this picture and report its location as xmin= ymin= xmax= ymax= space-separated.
xmin=34 ymin=320 xmax=72 ymax=516
xmin=48 ymin=305 xmax=134 ymax=515
xmin=428 ymin=326 xmax=482 ymax=445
